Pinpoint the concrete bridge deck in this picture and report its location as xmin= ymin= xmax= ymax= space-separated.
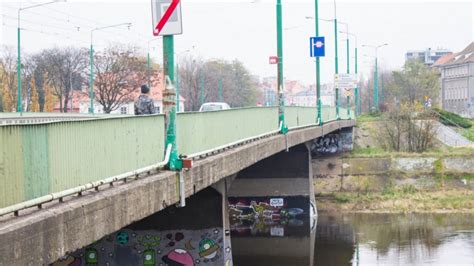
xmin=0 ymin=107 xmax=354 ymax=265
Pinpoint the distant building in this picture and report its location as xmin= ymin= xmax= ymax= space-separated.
xmin=54 ymin=71 xmax=185 ymax=114
xmin=287 ymin=84 xmax=334 ymax=107
xmin=405 ymin=48 xmax=452 ymax=66
xmin=433 ymin=42 xmax=474 ymax=118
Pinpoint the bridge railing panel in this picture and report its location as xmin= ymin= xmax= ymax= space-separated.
xmin=177 ymin=107 xmax=279 ymax=156
xmin=0 ymin=115 xmax=165 ymax=208
xmin=286 ymin=106 xmax=318 ymax=128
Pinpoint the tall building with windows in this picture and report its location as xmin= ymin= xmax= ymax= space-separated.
xmin=433 ymin=42 xmax=474 ymax=118
xmin=405 ymin=48 xmax=452 ymax=66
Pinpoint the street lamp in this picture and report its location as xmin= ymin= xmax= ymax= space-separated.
xmin=311 ymin=0 xmax=322 ymax=125
xmin=175 ymin=47 xmax=195 ymax=112
xmin=89 ymin=22 xmax=132 ymax=114
xmin=276 ymin=0 xmax=288 ymax=134
xmin=147 ymin=37 xmax=161 ymax=88
xmin=17 ymin=0 xmax=66 ymax=112
xmin=305 ymin=12 xmax=347 ymax=120
xmin=362 ymin=43 xmax=388 ymax=112
xmin=340 ymin=30 xmax=359 ymax=116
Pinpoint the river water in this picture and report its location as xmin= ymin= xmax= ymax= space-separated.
xmin=231 ymin=212 xmax=474 ymax=266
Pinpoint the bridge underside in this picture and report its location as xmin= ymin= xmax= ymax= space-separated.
xmin=0 ymin=120 xmax=354 ymax=265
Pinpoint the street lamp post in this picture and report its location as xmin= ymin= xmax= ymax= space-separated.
xmin=276 ymin=0 xmax=288 ymax=134
xmin=17 ymin=0 xmax=66 ymax=113
xmin=218 ymin=78 xmax=223 ymax=102
xmin=199 ymin=71 xmax=205 ymax=105
xmin=90 ymin=22 xmax=132 ymax=114
xmin=147 ymin=38 xmax=161 ymax=88
xmin=313 ymin=0 xmax=322 ymax=125
xmin=362 ymin=43 xmax=388 ymax=112
xmin=175 ymin=47 xmax=194 ymax=112
xmin=340 ymin=29 xmax=358 ymax=117
xmin=337 ymin=21 xmax=351 ymax=119
xmin=306 ymin=15 xmax=344 ymax=121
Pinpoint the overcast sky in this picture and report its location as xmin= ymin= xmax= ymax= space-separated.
xmin=1 ymin=0 xmax=473 ymax=84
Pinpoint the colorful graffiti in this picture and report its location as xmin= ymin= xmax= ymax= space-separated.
xmin=311 ymin=130 xmax=353 ymax=156
xmin=51 ymin=228 xmax=231 ymax=266
xmin=228 ymin=197 xmax=308 ymax=237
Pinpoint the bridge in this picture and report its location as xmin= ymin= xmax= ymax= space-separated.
xmin=0 ymin=106 xmax=355 ymax=265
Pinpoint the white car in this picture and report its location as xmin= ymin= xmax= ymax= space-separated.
xmin=199 ymin=102 xmax=231 ymax=112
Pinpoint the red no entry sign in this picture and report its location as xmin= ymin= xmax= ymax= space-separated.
xmin=152 ymin=0 xmax=183 ymax=36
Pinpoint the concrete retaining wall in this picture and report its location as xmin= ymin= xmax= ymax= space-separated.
xmin=313 ymin=156 xmax=474 ymax=193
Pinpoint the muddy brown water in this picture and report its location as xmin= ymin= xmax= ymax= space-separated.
xmin=231 ymin=212 xmax=474 ymax=265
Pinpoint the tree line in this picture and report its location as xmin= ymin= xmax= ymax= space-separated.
xmin=359 ymin=59 xmax=440 ymax=113
xmin=0 ymin=45 xmax=259 ymax=113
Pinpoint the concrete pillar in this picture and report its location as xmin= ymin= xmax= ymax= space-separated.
xmin=227 ymin=143 xmax=316 ymax=264
xmin=54 ymin=184 xmax=233 ymax=266
xmin=228 ymin=144 xmax=315 ymax=236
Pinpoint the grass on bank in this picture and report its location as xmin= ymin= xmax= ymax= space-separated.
xmin=460 ymin=120 xmax=474 ymax=142
xmin=346 ymin=145 xmax=474 ymax=159
xmin=318 ymin=186 xmax=474 ymax=213
xmin=356 ymin=112 xmax=382 ymax=123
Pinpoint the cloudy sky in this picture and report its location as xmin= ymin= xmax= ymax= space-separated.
xmin=1 ymin=0 xmax=473 ymax=84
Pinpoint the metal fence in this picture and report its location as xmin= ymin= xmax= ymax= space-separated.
xmin=0 ymin=115 xmax=165 ymax=208
xmin=177 ymin=107 xmax=279 ymax=156
xmin=0 ymin=106 xmax=351 ymax=209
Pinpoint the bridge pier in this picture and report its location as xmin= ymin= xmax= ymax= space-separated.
xmin=55 ymin=181 xmax=233 ymax=266
xmin=227 ymin=143 xmax=316 ymax=264
xmin=228 ymin=143 xmax=316 ymax=222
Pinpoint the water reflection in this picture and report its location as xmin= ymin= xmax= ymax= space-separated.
xmin=232 ymin=212 xmax=474 ymax=265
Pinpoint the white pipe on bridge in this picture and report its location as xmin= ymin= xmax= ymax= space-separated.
xmin=0 ymin=144 xmax=173 ymax=217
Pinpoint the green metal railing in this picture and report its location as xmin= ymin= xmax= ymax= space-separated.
xmin=286 ymin=106 xmax=352 ymax=128
xmin=0 ymin=115 xmax=165 ymax=208
xmin=177 ymin=107 xmax=279 ymax=156
xmin=0 ymin=106 xmax=353 ymax=211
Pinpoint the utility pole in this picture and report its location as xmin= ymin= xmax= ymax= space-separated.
xmin=163 ymin=35 xmax=181 ymax=170
xmin=374 ymin=56 xmax=378 ymax=111
xmin=381 ymin=72 xmax=384 ymax=106
xmin=276 ymin=0 xmax=288 ymax=134
xmin=17 ymin=0 xmax=65 ymax=112
xmin=176 ymin=64 xmax=180 ymax=112
xmin=200 ymin=72 xmax=204 ymax=105
xmin=89 ymin=42 xmax=94 ymax=113
xmin=362 ymin=43 xmax=388 ymax=112
xmin=218 ymin=78 xmax=223 ymax=102
xmin=147 ymin=50 xmax=151 ymax=87
xmin=345 ymin=35 xmax=350 ymax=119
xmin=314 ymin=0 xmax=322 ymax=125
xmin=355 ymin=46 xmax=359 ymax=116
xmin=333 ymin=0 xmax=340 ymax=120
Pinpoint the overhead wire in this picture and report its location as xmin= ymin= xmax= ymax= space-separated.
xmin=1 ymin=22 xmax=90 ymax=46
xmin=1 ymin=13 xmax=85 ymax=33
xmin=1 ymin=3 xmax=157 ymax=55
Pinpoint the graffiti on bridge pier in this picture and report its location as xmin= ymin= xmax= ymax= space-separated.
xmin=51 ymin=228 xmax=232 ymax=266
xmin=228 ymin=197 xmax=309 ymax=237
xmin=310 ymin=130 xmax=353 ymax=156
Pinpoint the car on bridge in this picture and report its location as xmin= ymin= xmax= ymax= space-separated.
xmin=199 ymin=102 xmax=231 ymax=112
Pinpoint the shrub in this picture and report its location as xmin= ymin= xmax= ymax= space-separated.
xmin=434 ymin=108 xmax=472 ymax=128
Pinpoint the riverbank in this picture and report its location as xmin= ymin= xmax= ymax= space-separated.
xmin=316 ymin=189 xmax=474 ymax=213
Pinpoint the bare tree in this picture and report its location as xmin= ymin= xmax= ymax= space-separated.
xmin=0 ymin=46 xmax=18 ymax=111
xmin=38 ymin=47 xmax=88 ymax=112
xmin=178 ymin=56 xmax=258 ymax=111
xmin=93 ymin=46 xmax=147 ymax=113
xmin=379 ymin=104 xmax=436 ymax=152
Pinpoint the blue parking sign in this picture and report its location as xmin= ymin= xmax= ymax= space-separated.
xmin=310 ymin=36 xmax=325 ymax=57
